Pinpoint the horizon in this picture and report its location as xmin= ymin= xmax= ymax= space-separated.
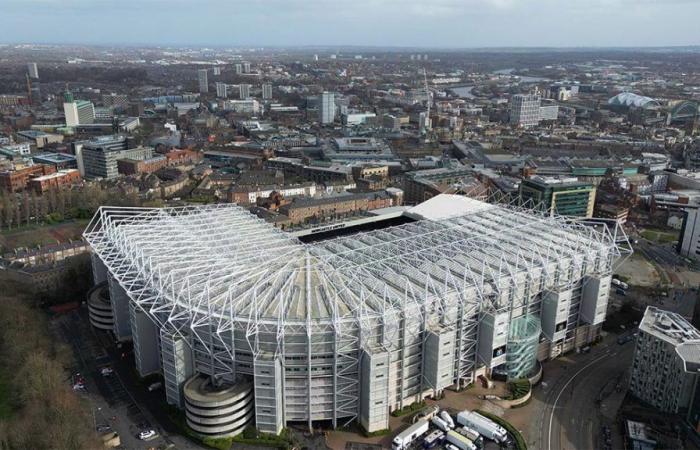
xmin=2 ymin=0 xmax=700 ymax=48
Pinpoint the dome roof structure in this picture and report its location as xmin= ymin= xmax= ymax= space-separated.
xmin=608 ymin=92 xmax=660 ymax=109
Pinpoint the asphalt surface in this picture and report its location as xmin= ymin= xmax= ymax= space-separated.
xmin=533 ymin=337 xmax=635 ymax=450
xmin=56 ymin=307 xmax=205 ymax=450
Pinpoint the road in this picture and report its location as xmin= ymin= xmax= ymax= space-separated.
xmin=535 ymin=340 xmax=635 ymax=450
xmin=55 ymin=307 xmax=205 ymax=450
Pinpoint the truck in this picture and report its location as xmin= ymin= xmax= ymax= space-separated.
xmin=422 ymin=430 xmax=445 ymax=449
xmin=432 ymin=416 xmax=450 ymax=432
xmin=456 ymin=411 xmax=508 ymax=443
xmin=440 ymin=411 xmax=455 ymax=429
xmin=445 ymin=430 xmax=477 ymax=450
xmin=392 ymin=419 xmax=429 ymax=450
xmin=457 ymin=426 xmax=483 ymax=447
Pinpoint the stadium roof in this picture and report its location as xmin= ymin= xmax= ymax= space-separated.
xmin=84 ymin=196 xmax=624 ymax=334
xmin=608 ymin=92 xmax=660 ymax=109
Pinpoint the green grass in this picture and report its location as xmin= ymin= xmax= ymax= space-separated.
xmin=507 ymin=379 xmax=531 ymax=400
xmin=0 ymin=220 xmax=88 ymax=252
xmin=640 ymin=229 xmax=678 ymax=244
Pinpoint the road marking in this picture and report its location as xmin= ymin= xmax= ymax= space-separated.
xmin=547 ymin=351 xmax=615 ymax=450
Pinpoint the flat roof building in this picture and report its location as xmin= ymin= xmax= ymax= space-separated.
xmin=629 ymin=306 xmax=700 ymax=416
xmin=519 ymin=176 xmax=596 ymax=218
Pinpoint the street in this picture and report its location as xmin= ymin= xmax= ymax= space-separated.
xmin=54 ymin=307 xmax=205 ymax=450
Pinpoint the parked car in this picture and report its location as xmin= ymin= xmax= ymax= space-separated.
xmin=138 ymin=429 xmax=156 ymax=440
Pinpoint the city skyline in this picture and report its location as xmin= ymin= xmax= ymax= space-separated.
xmin=2 ymin=0 xmax=700 ymax=48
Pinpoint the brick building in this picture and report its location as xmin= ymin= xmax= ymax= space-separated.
xmin=164 ymin=149 xmax=203 ymax=167
xmin=278 ymin=191 xmax=394 ymax=225
xmin=0 ymin=164 xmax=56 ymax=192
xmin=28 ymin=169 xmax=82 ymax=193
xmin=117 ymin=155 xmax=167 ymax=175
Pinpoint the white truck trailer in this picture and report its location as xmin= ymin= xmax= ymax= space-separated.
xmin=432 ymin=416 xmax=450 ymax=432
xmin=445 ymin=430 xmax=477 ymax=450
xmin=392 ymin=419 xmax=429 ymax=450
xmin=456 ymin=411 xmax=507 ymax=443
xmin=440 ymin=411 xmax=455 ymax=429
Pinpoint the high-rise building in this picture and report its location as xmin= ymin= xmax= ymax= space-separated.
xmin=419 ymin=111 xmax=432 ymax=132
xmin=242 ymin=62 xmax=251 ymax=73
xmin=198 ymin=69 xmax=208 ymax=94
xmin=27 ymin=62 xmax=39 ymax=79
xmin=235 ymin=63 xmax=242 ymax=74
xmin=213 ymin=67 xmax=221 ymax=76
xmin=239 ymin=84 xmax=251 ymax=100
xmin=678 ymin=205 xmax=700 ymax=259
xmin=80 ymin=135 xmax=153 ymax=179
xmin=262 ymin=83 xmax=273 ymax=100
xmin=510 ymin=93 xmax=541 ymax=127
xmin=519 ymin=176 xmax=596 ymax=218
xmin=64 ymin=100 xmax=96 ymax=127
xmin=216 ymin=82 xmax=228 ymax=99
xmin=319 ymin=91 xmax=335 ymax=124
xmin=629 ymin=307 xmax=700 ymax=416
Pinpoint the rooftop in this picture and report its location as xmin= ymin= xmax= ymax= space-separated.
xmin=639 ymin=306 xmax=700 ymax=372
xmin=84 ymin=195 xmax=622 ymax=333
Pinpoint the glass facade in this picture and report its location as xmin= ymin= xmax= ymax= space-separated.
xmin=505 ymin=315 xmax=541 ymax=380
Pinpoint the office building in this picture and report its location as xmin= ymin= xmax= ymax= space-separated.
xmin=539 ymin=105 xmax=559 ymax=121
xmin=222 ymin=99 xmax=260 ymax=114
xmin=198 ymin=69 xmax=208 ymax=94
xmin=84 ymin=195 xmax=623 ymax=436
xmin=27 ymin=62 xmax=38 ymax=79
xmin=403 ymin=167 xmax=488 ymax=204
xmin=80 ymin=135 xmax=153 ymax=179
xmin=239 ymin=84 xmax=251 ymax=100
xmin=519 ymin=176 xmax=596 ymax=218
xmin=510 ymin=94 xmax=541 ymax=127
xmin=64 ymin=100 xmax=96 ymax=127
xmin=0 ymin=143 xmax=31 ymax=158
xmin=216 ymin=82 xmax=228 ymax=99
xmin=629 ymin=307 xmax=700 ymax=416
xmin=678 ymin=205 xmax=700 ymax=259
xmin=102 ymin=93 xmax=129 ymax=109
xmin=319 ymin=91 xmax=335 ymax=124
xmin=16 ymin=130 xmax=64 ymax=149
xmin=262 ymin=83 xmax=273 ymax=100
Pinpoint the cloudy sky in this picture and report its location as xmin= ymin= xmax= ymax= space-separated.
xmin=2 ymin=0 xmax=699 ymax=48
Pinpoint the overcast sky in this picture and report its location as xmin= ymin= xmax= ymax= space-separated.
xmin=2 ymin=0 xmax=699 ymax=48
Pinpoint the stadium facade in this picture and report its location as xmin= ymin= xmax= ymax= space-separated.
xmin=84 ymin=195 xmax=627 ymax=436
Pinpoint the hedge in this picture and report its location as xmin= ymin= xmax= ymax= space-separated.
xmin=475 ymin=409 xmax=527 ymax=450
xmin=390 ymin=400 xmax=426 ymax=417
xmin=232 ymin=427 xmax=294 ymax=449
xmin=507 ymin=379 xmax=531 ymax=400
xmin=202 ymin=436 xmax=234 ymax=450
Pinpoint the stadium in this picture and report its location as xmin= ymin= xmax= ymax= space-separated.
xmin=83 ymin=195 xmax=627 ymax=437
